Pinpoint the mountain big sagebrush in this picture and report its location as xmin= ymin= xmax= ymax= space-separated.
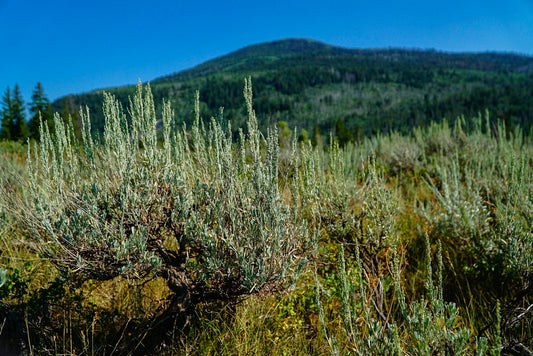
xmin=9 ymin=78 xmax=309 ymax=354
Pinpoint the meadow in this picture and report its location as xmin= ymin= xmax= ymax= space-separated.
xmin=1 ymin=80 xmax=532 ymax=355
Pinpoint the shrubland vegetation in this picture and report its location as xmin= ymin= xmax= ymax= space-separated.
xmin=1 ymin=76 xmax=533 ymax=355
xmin=1 ymin=38 xmax=533 ymax=355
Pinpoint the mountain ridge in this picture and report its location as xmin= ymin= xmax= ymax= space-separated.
xmin=55 ymin=38 xmax=533 ymax=99
xmin=52 ymin=38 xmax=533 ymax=139
xmin=151 ymin=38 xmax=533 ymax=84
xmin=153 ymin=38 xmax=340 ymax=83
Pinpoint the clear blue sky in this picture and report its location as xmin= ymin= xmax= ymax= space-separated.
xmin=1 ymin=0 xmax=532 ymax=108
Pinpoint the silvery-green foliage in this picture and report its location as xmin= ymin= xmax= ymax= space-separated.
xmin=379 ymin=132 xmax=422 ymax=175
xmin=420 ymin=117 xmax=533 ymax=280
xmin=404 ymin=298 xmax=471 ymax=355
xmin=354 ymin=317 xmax=401 ymax=356
xmin=415 ymin=119 xmax=455 ymax=157
xmin=314 ymin=264 xmax=340 ymax=356
xmin=336 ymin=243 xmax=402 ymax=356
xmin=491 ymin=152 xmax=533 ymax=276
xmin=0 ymin=171 xmax=12 ymax=290
xmin=0 ymin=268 xmax=7 ymax=288
xmin=424 ymin=160 xmax=491 ymax=243
xmin=360 ymin=161 xmax=400 ymax=249
xmin=402 ymin=236 xmax=474 ymax=356
xmin=292 ymin=136 xmax=400 ymax=254
xmin=318 ymin=238 xmax=485 ymax=355
xmin=20 ymin=78 xmax=308 ymax=297
xmin=291 ymin=134 xmax=364 ymax=215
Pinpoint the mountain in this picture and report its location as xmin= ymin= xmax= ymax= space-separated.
xmin=52 ymin=38 xmax=533 ymax=140
xmin=154 ymin=38 xmax=339 ymax=83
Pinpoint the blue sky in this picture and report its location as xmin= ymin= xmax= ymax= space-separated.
xmin=1 ymin=0 xmax=532 ymax=107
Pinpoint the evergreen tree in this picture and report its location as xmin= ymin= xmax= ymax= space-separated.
xmin=0 ymin=87 xmax=13 ymax=140
xmin=10 ymin=84 xmax=28 ymax=141
xmin=335 ymin=118 xmax=350 ymax=146
xmin=60 ymin=96 xmax=81 ymax=139
xmin=312 ymin=124 xmax=323 ymax=147
xmin=29 ymin=82 xmax=53 ymax=140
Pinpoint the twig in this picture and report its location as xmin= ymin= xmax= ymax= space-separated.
xmin=111 ymin=318 xmax=132 ymax=355
xmin=508 ymin=303 xmax=533 ymax=327
xmin=25 ymin=314 xmax=33 ymax=356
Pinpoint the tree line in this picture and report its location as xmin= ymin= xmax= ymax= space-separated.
xmin=0 ymin=83 xmax=54 ymax=142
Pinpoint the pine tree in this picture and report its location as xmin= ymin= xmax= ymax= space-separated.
xmin=29 ymin=82 xmax=53 ymax=140
xmin=335 ymin=118 xmax=350 ymax=146
xmin=11 ymin=84 xmax=29 ymax=141
xmin=0 ymin=87 xmax=13 ymax=140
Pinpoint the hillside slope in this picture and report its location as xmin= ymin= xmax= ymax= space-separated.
xmin=52 ymin=38 xmax=533 ymax=139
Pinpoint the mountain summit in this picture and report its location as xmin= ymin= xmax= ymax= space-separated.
xmin=53 ymin=38 xmax=533 ymax=138
xmin=154 ymin=38 xmax=337 ymax=83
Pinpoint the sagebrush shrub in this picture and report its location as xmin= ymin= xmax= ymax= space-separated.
xmin=4 ymin=79 xmax=310 ymax=353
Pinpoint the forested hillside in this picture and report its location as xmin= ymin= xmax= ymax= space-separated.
xmin=52 ymin=38 xmax=533 ymax=140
